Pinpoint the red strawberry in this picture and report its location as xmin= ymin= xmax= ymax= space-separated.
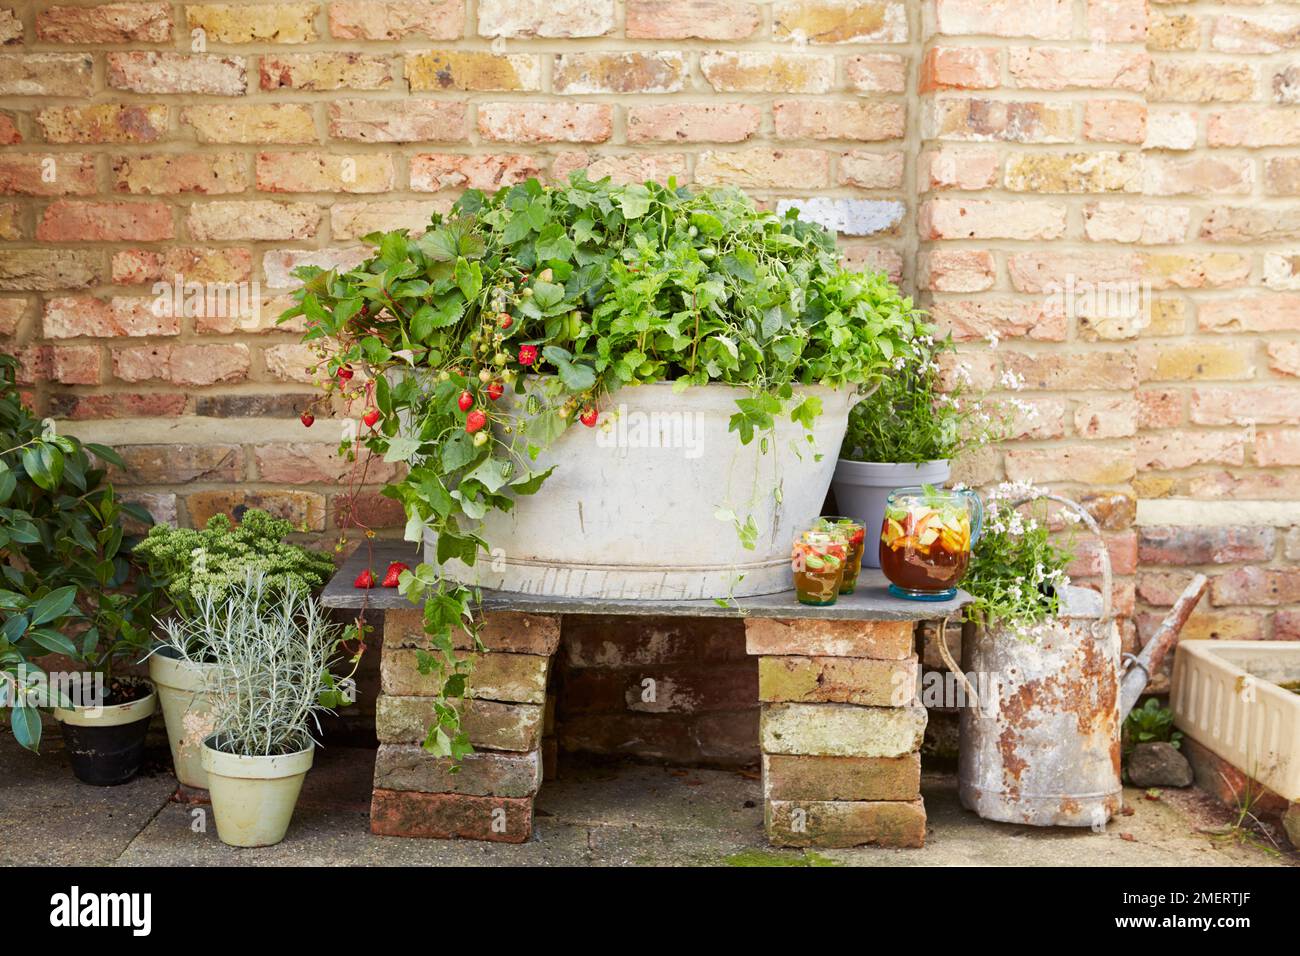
xmin=458 ymin=390 xmax=474 ymax=412
xmin=336 ymin=365 xmax=354 ymax=382
xmin=300 ymin=411 xmax=314 ymax=428
xmin=518 ymin=344 xmax=538 ymax=367
xmin=487 ymin=381 xmax=504 ymax=401
xmin=465 ymin=409 xmax=487 ymax=434
xmin=363 ymin=408 xmax=380 ymax=428
xmin=381 ymin=561 xmax=409 ymax=588
xmin=499 ymin=314 xmax=513 ymax=329
xmin=353 ymin=569 xmax=375 ymax=589
xmin=579 ymin=407 xmax=598 ymax=427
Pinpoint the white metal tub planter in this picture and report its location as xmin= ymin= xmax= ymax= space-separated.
xmin=939 ymin=490 xmax=1125 ymax=828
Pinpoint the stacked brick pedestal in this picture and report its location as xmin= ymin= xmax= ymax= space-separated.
xmin=369 ymin=609 xmax=559 ymax=844
xmin=748 ymin=617 xmax=926 ymax=849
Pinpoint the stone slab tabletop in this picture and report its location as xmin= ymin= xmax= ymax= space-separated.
xmin=322 ymin=542 xmax=970 ymax=621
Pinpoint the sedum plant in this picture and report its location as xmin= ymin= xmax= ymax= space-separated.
xmin=133 ymin=509 xmax=335 ymax=620
xmin=161 ymin=572 xmax=354 ymax=757
xmin=283 ymin=175 xmax=919 ymax=760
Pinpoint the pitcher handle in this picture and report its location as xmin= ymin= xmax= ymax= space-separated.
xmin=958 ymin=488 xmax=984 ymax=546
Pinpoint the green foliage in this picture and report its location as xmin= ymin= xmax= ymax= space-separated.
xmin=840 ymin=325 xmax=1018 ymax=465
xmin=0 ymin=353 xmax=161 ymax=751
xmin=961 ymin=482 xmax=1076 ymax=635
xmin=1123 ymin=698 xmax=1183 ymax=756
xmin=161 ymin=572 xmax=355 ymax=756
xmin=133 ymin=509 xmax=335 ymax=625
xmin=283 ymin=175 xmax=919 ymax=760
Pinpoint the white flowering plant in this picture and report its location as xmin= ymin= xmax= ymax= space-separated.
xmin=839 ymin=321 xmax=1036 ymax=465
xmin=960 ymin=480 xmax=1077 ymax=635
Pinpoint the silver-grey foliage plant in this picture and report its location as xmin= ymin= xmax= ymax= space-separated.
xmin=159 ymin=572 xmax=347 ymax=756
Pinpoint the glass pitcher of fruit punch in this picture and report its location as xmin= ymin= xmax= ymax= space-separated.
xmin=879 ymin=485 xmax=983 ymax=601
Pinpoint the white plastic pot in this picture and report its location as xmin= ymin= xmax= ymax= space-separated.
xmin=201 ymin=738 xmax=314 ymax=848
xmin=830 ymin=459 xmax=951 ymax=568
xmin=425 ymin=380 xmax=857 ymax=600
xmin=149 ymin=648 xmax=218 ymax=789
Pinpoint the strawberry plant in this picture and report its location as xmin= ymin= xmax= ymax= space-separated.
xmin=282 ymin=175 xmax=919 ymax=760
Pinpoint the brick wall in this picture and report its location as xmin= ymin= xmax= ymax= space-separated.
xmin=1 ymin=1 xmax=1297 ymax=656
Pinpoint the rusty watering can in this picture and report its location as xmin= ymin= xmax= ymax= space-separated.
xmin=943 ymin=495 xmax=1206 ymax=829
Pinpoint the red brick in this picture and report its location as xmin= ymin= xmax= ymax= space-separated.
xmin=112 ymin=344 xmax=250 ymax=386
xmin=920 ymin=47 xmax=1000 ymax=92
xmin=48 ymin=392 xmax=187 ymax=420
xmin=745 ymin=619 xmax=913 ymax=660
xmin=627 ymin=104 xmax=760 ymax=144
xmin=1138 ymin=526 xmax=1275 ymax=566
xmin=410 ymin=153 xmax=543 ymax=192
xmin=329 ymin=99 xmax=467 ymax=143
xmin=254 ymin=442 xmax=397 ymax=485
xmin=1211 ymin=567 xmax=1300 ymax=607
xmin=43 ymin=296 xmax=179 ymax=338
xmin=111 ymin=247 xmax=251 ymax=284
xmin=477 ymin=103 xmax=610 ymax=144
xmin=0 ymin=154 xmax=97 ymax=196
xmin=1190 ymin=387 xmax=1300 ymax=426
xmin=37 ymin=201 xmax=173 ymax=242
xmin=328 ymin=0 xmax=464 ymax=40
xmin=187 ymin=489 xmax=324 ymax=530
xmin=370 ymin=788 xmax=532 ymax=842
xmin=773 ymin=99 xmax=904 ymax=141
xmin=106 ymin=52 xmax=246 ymax=95
xmin=846 ymin=53 xmax=907 ymax=93
xmin=626 ymin=1 xmax=758 ymax=40
xmin=37 ymin=3 xmax=173 ymax=43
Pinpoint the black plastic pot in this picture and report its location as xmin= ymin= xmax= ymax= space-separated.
xmin=55 ymin=680 xmax=157 ymax=787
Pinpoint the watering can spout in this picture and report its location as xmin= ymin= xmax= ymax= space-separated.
xmin=1118 ymin=573 xmax=1209 ymax=721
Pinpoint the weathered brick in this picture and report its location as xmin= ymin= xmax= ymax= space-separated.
xmin=43 ymin=296 xmax=179 ymax=338
xmin=1145 ymin=252 xmax=1250 ymax=290
xmin=1138 ymin=527 xmax=1275 ymax=566
xmin=1139 ymin=342 xmax=1255 ymax=382
xmin=185 ymin=3 xmax=318 ymax=43
xmin=477 ymin=102 xmax=612 ymax=144
xmin=330 ymin=200 xmax=445 ymax=239
xmin=927 ymin=97 xmax=1074 ymax=143
xmin=745 ymin=619 xmax=913 ymax=660
xmin=107 ymin=442 xmax=242 ymax=483
xmin=112 ymin=344 xmax=250 ymax=386
xmin=773 ymin=1 xmax=907 ymax=44
xmin=112 ymin=246 xmax=251 ymax=284
xmin=554 ymin=52 xmax=684 ymax=94
xmin=551 ymin=151 xmax=688 ymax=186
xmin=187 ymin=489 xmax=324 ymax=530
xmin=36 ymin=104 xmax=167 ymax=144
xmin=695 ymin=148 xmax=829 ymax=189
xmin=933 ymin=0 xmax=1072 ymax=39
xmin=371 ymin=788 xmax=532 ymax=842
xmin=1268 ymin=341 xmax=1300 ymax=378
xmin=1084 ymin=100 xmax=1148 ymax=144
xmin=37 ymin=3 xmax=173 ymax=43
xmin=930 ymin=298 xmax=1067 ymax=342
xmin=919 ymin=147 xmax=999 ymax=190
xmin=0 ymin=114 xmax=19 ymax=146
xmin=1200 ymin=206 xmax=1300 ymax=244
xmin=112 ymin=153 xmax=247 ymax=195
xmin=920 ymin=198 xmax=1066 ymax=241
xmin=920 ymin=46 xmax=1000 ymax=92
xmin=846 ymin=53 xmax=907 ymax=93
xmin=1083 ymin=202 xmax=1189 ymax=244
xmin=773 ymin=100 xmax=904 ymax=141
xmin=761 ymin=702 xmax=925 ymax=758
xmin=1211 ymin=13 xmax=1300 ymax=54
xmin=405 ymin=51 xmax=538 ymax=92
xmin=182 ymin=104 xmax=316 ymax=144
xmin=376 ymin=695 xmax=543 ymax=751
xmin=1007 ymin=250 xmax=1142 ymax=294
xmin=0 ymin=249 xmax=102 ymax=290
xmin=328 ymin=0 xmax=464 ymax=40
xmin=107 ymin=52 xmax=245 ymax=95
xmin=1005 ymin=443 xmax=1136 ymax=484
xmin=381 ymin=646 xmax=549 ymax=703
xmin=0 ymin=9 xmax=17 ymax=44
xmin=1149 ymin=61 xmax=1256 ymax=103
xmin=384 ymin=607 xmax=560 ymax=655
xmin=261 ymin=52 xmax=392 ymax=91
xmin=1266 ymin=157 xmax=1300 ymax=195
xmin=187 ymin=201 xmax=319 ymax=241
xmin=251 ymin=441 xmax=391 ymax=485
xmin=0 ymin=153 xmax=97 ymax=196
xmin=701 ymin=51 xmax=834 ymax=94
xmin=262 ymin=247 xmax=367 ymax=289
xmin=256 ymin=152 xmax=393 ymax=193
xmin=410 ymin=153 xmax=544 ymax=192
xmin=627 ymin=104 xmax=760 ymax=144
xmin=38 ymin=201 xmax=173 ymax=242
xmin=759 ymin=655 xmax=916 ymax=707
xmin=1190 ymin=387 xmax=1300 ymax=426
xmin=1010 ymin=47 xmax=1148 ymax=91
xmin=763 ymin=752 xmax=920 ymax=802
xmin=1209 ymin=108 xmax=1300 ymax=148
xmin=0 ymin=53 xmax=93 ymax=96
xmin=373 ymin=744 xmax=541 ymax=797
xmin=1199 ymin=295 xmax=1300 ymax=333
xmin=1075 ymin=396 xmax=1138 ymax=438
xmin=477 ymin=0 xmax=614 ymax=38
xmin=1137 ymin=431 xmax=1246 ymax=470
xmin=1150 ymin=11 xmax=1199 ymax=51
xmin=1211 ymin=567 xmax=1300 ymax=607
xmin=766 ymin=798 xmax=925 ymax=848
xmin=840 ymin=151 xmax=904 ymax=189
xmin=50 ymin=393 xmax=187 ymax=421
xmin=626 ymin=1 xmax=758 ymax=40
xmin=1004 ymin=151 xmax=1141 ymax=194
xmin=1256 ymin=430 xmax=1300 ymax=467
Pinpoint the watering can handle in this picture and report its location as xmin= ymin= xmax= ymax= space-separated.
xmin=1008 ymin=493 xmax=1112 ymax=627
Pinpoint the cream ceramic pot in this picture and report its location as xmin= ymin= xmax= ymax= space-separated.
xmin=201 ymin=739 xmax=314 ymax=848
xmin=149 ymin=648 xmax=219 ymax=789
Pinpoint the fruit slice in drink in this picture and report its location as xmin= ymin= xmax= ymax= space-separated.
xmin=791 ymin=531 xmax=845 ymax=606
xmin=814 ymin=516 xmax=865 ymax=594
